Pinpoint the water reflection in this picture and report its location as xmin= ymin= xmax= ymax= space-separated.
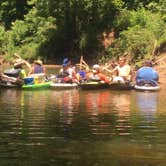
xmin=136 ymin=91 xmax=157 ymax=122
xmin=134 ymin=91 xmax=160 ymax=146
xmin=112 ymin=92 xmax=131 ymax=136
xmin=0 ymin=88 xmax=165 ymax=165
xmin=112 ymin=92 xmax=131 ymax=115
xmin=50 ymin=90 xmax=79 ymax=125
xmin=83 ymin=90 xmax=132 ymax=137
xmin=0 ymin=89 xmax=22 ymax=107
xmin=85 ymin=90 xmax=111 ymax=115
xmin=22 ymin=90 xmax=50 ymax=111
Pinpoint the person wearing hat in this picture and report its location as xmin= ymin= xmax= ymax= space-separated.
xmin=13 ymin=60 xmax=27 ymax=79
xmin=28 ymin=59 xmax=46 ymax=84
xmin=30 ymin=59 xmax=45 ymax=74
xmin=62 ymin=58 xmax=71 ymax=66
xmin=86 ymin=64 xmax=110 ymax=83
xmin=1 ymin=54 xmax=31 ymax=85
xmin=135 ymin=59 xmax=159 ymax=86
xmin=57 ymin=58 xmax=79 ymax=83
xmin=13 ymin=53 xmax=32 ymax=76
xmin=4 ymin=59 xmax=31 ymax=85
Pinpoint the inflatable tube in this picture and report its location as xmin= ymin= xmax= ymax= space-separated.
xmin=0 ymin=81 xmax=19 ymax=88
xmin=79 ymin=82 xmax=109 ymax=90
xmin=50 ymin=83 xmax=78 ymax=90
xmin=109 ymin=82 xmax=134 ymax=90
xmin=22 ymin=81 xmax=51 ymax=90
xmin=134 ymin=85 xmax=160 ymax=91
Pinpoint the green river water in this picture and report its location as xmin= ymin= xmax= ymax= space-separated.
xmin=0 ymin=85 xmax=165 ymax=166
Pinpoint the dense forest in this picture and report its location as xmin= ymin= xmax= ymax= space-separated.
xmin=0 ymin=0 xmax=166 ymax=65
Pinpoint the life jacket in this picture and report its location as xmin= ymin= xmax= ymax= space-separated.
xmin=88 ymin=73 xmax=101 ymax=82
xmin=34 ymin=65 xmax=44 ymax=74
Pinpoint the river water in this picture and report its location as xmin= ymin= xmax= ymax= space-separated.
xmin=0 ymin=86 xmax=166 ymax=166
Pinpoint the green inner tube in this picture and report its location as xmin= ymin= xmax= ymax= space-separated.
xmin=22 ymin=81 xmax=52 ymax=90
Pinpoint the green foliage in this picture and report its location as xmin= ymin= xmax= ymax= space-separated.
xmin=147 ymin=0 xmax=166 ymax=14
xmin=106 ymin=8 xmax=166 ymax=62
xmin=0 ymin=26 xmax=8 ymax=54
xmin=120 ymin=26 xmax=156 ymax=59
xmin=34 ymin=0 xmax=124 ymax=56
xmin=0 ymin=0 xmax=166 ymax=63
xmin=0 ymin=0 xmax=30 ymax=29
xmin=6 ymin=7 xmax=56 ymax=59
xmin=123 ymin=0 xmax=159 ymax=10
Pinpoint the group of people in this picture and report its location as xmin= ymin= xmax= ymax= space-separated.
xmin=56 ymin=56 xmax=159 ymax=86
xmin=14 ymin=53 xmax=45 ymax=76
xmin=5 ymin=52 xmax=159 ymax=86
xmin=1 ymin=53 xmax=46 ymax=85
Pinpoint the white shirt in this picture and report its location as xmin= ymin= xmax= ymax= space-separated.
xmin=116 ymin=64 xmax=131 ymax=77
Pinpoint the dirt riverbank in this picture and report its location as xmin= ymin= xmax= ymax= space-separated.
xmin=156 ymin=66 xmax=166 ymax=86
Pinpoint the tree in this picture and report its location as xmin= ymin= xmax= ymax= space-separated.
xmin=0 ymin=0 xmax=31 ymax=29
xmin=7 ymin=7 xmax=56 ymax=60
xmin=0 ymin=26 xmax=8 ymax=54
xmin=123 ymin=0 xmax=159 ymax=10
xmin=106 ymin=8 xmax=166 ymax=63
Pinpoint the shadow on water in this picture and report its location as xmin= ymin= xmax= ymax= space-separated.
xmin=0 ymin=88 xmax=165 ymax=166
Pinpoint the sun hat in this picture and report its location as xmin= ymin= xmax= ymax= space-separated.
xmin=62 ymin=58 xmax=70 ymax=67
xmin=34 ymin=60 xmax=43 ymax=65
xmin=63 ymin=58 xmax=69 ymax=64
xmin=92 ymin=64 xmax=100 ymax=72
xmin=93 ymin=64 xmax=100 ymax=69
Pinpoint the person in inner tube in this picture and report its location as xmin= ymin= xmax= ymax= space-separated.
xmin=86 ymin=64 xmax=110 ymax=83
xmin=135 ymin=59 xmax=159 ymax=86
xmin=58 ymin=58 xmax=79 ymax=83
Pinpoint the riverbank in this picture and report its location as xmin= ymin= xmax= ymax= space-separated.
xmin=154 ymin=53 xmax=166 ymax=87
xmin=156 ymin=66 xmax=166 ymax=88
